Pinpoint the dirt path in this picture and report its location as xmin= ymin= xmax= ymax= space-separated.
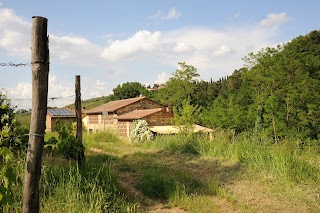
xmin=89 ymin=147 xmax=320 ymax=213
xmin=90 ymin=147 xmax=241 ymax=212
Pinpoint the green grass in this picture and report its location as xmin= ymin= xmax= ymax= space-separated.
xmin=135 ymin=166 xmax=206 ymax=200
xmin=15 ymin=112 xmax=31 ymax=129
xmin=3 ymin=130 xmax=320 ymax=212
xmin=66 ymin=96 xmax=111 ymax=110
xmin=4 ymin=155 xmax=139 ymax=213
xmin=143 ymin=132 xmax=320 ymax=184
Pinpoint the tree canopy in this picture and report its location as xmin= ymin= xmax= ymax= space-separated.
xmin=112 ymin=82 xmax=149 ymax=100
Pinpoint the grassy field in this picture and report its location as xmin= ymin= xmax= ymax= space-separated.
xmin=15 ymin=112 xmax=31 ymax=129
xmin=3 ymin=130 xmax=320 ymax=212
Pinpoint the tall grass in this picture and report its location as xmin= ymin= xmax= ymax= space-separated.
xmin=144 ymin=131 xmax=320 ymax=184
xmin=4 ymin=157 xmax=139 ymax=212
xmin=83 ymin=130 xmax=125 ymax=155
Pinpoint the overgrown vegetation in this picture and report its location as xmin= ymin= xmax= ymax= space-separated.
xmin=45 ymin=122 xmax=84 ymax=160
xmin=3 ymin=157 xmax=139 ymax=212
xmin=0 ymin=95 xmax=28 ymax=210
xmin=4 ymin=30 xmax=320 ymax=212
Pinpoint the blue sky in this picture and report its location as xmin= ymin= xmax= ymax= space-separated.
xmin=0 ymin=0 xmax=319 ymax=109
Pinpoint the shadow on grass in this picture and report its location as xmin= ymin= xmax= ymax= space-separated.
xmin=85 ymin=149 xmax=243 ymax=209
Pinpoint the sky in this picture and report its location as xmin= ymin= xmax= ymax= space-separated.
xmin=0 ymin=0 xmax=319 ymax=109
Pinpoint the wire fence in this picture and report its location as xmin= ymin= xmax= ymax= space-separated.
xmin=0 ymin=62 xmax=31 ymax=67
xmin=1 ymin=61 xmax=76 ymax=108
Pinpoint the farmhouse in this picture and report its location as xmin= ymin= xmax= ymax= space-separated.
xmin=82 ymin=96 xmax=174 ymax=136
xmin=46 ymin=109 xmax=76 ymax=132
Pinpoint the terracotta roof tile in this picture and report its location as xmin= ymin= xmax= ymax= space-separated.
xmin=116 ymin=108 xmax=163 ymax=120
xmin=85 ymin=96 xmax=146 ymax=114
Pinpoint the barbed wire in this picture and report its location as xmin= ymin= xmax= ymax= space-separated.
xmin=8 ymin=95 xmax=76 ymax=101
xmin=0 ymin=62 xmax=31 ymax=67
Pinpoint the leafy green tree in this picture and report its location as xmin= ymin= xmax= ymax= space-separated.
xmin=173 ymin=97 xmax=201 ymax=135
xmin=171 ymin=62 xmax=199 ymax=83
xmin=155 ymin=62 xmax=200 ymax=107
xmin=113 ymin=82 xmax=149 ymax=100
xmin=211 ymin=30 xmax=320 ymax=139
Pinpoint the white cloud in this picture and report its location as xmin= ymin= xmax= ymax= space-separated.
xmin=96 ymin=80 xmax=106 ymax=87
xmin=154 ymin=72 xmax=170 ymax=85
xmin=148 ymin=7 xmax=181 ymax=20
xmin=101 ymin=12 xmax=290 ymax=81
xmin=100 ymin=30 xmax=162 ymax=60
xmin=49 ymin=34 xmax=101 ymax=64
xmin=149 ymin=10 xmax=161 ymax=19
xmin=173 ymin=42 xmax=194 ymax=53
xmin=8 ymin=75 xmax=77 ymax=109
xmin=163 ymin=8 xmax=181 ymax=20
xmin=0 ymin=8 xmax=31 ymax=57
xmin=0 ymin=7 xmax=101 ymax=66
xmin=2 ymin=10 xmax=293 ymax=108
xmin=259 ymin=12 xmax=291 ymax=27
xmin=9 ymin=82 xmax=32 ymax=99
xmin=212 ymin=44 xmax=233 ymax=56
xmin=90 ymin=91 xmax=101 ymax=98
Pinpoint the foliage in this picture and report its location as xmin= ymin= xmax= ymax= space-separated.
xmin=0 ymin=97 xmax=28 ymax=151
xmin=0 ymin=149 xmax=15 ymax=209
xmin=45 ymin=122 xmax=84 ymax=160
xmin=0 ymin=95 xmax=17 ymax=209
xmin=203 ymin=30 xmax=320 ymax=139
xmin=146 ymin=132 xmax=320 ymax=184
xmin=112 ymin=82 xmax=149 ymax=100
xmin=135 ymin=166 xmax=204 ymax=200
xmin=173 ymin=97 xmax=201 ymax=135
xmin=3 ymin=158 xmax=139 ymax=212
xmin=130 ymin=120 xmax=153 ymax=142
xmin=154 ymin=62 xmax=201 ymax=107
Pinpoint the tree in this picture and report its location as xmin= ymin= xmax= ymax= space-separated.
xmin=155 ymin=62 xmax=200 ymax=107
xmin=173 ymin=97 xmax=201 ymax=135
xmin=208 ymin=30 xmax=320 ymax=139
xmin=171 ymin=62 xmax=199 ymax=83
xmin=113 ymin=82 xmax=149 ymax=100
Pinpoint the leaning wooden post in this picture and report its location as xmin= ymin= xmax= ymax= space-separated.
xmin=23 ymin=16 xmax=49 ymax=213
xmin=75 ymin=75 xmax=85 ymax=166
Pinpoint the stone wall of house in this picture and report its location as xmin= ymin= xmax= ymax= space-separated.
xmin=116 ymin=99 xmax=164 ymax=115
xmin=117 ymin=121 xmax=132 ymax=137
xmin=85 ymin=113 xmax=118 ymax=133
xmin=83 ymin=98 xmax=170 ymax=136
xmin=88 ymin=114 xmax=99 ymax=124
xmin=145 ymin=110 xmax=174 ymax=125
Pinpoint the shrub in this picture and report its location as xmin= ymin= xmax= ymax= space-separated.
xmin=130 ymin=120 xmax=153 ymax=142
xmin=45 ymin=122 xmax=84 ymax=160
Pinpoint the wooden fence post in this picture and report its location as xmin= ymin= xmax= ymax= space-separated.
xmin=23 ymin=16 xmax=49 ymax=213
xmin=75 ymin=75 xmax=84 ymax=166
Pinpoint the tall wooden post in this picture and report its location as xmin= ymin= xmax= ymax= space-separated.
xmin=23 ymin=16 xmax=49 ymax=213
xmin=75 ymin=75 xmax=84 ymax=166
